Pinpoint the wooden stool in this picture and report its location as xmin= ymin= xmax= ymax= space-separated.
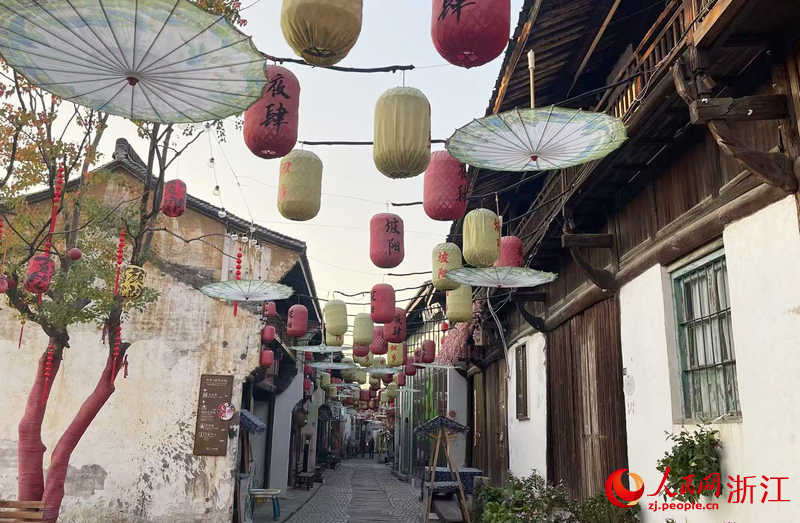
xmin=250 ymin=489 xmax=281 ymax=521
xmin=0 ymin=500 xmax=45 ymax=521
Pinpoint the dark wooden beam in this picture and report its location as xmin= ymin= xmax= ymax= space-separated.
xmin=563 ymin=0 xmax=622 ymax=97
xmin=610 ymin=164 xmax=649 ymax=172
xmin=515 ymin=302 xmax=547 ymax=332
xmin=561 ymin=233 xmax=613 ymax=248
xmin=492 ymin=0 xmax=544 ymax=114
xmin=689 ymin=95 xmax=789 ymax=124
xmin=569 ymin=248 xmax=618 ymax=291
xmin=722 ymin=33 xmax=772 ymax=48
xmin=510 ymin=291 xmax=547 ymax=302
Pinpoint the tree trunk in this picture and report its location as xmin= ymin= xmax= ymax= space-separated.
xmin=18 ymin=352 xmax=61 ymax=501
xmin=40 ymin=349 xmax=125 ymax=523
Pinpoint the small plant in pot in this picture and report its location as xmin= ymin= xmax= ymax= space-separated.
xmin=656 ymin=424 xmax=722 ymax=503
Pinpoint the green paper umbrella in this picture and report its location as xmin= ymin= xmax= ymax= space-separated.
xmin=0 ymin=0 xmax=266 ymax=123
xmin=446 ymin=106 xmax=626 ymax=172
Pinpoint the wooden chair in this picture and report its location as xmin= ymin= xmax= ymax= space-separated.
xmin=0 ymin=501 xmax=44 ymax=521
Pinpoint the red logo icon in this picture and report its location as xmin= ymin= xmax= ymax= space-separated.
xmin=605 ymin=469 xmax=645 ymax=508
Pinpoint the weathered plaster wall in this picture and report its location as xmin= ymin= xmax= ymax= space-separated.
xmin=0 ymin=167 xmax=304 ymax=521
xmin=268 ymin=360 xmax=302 ymax=498
xmin=620 ymin=196 xmax=800 ymax=522
xmin=446 ymin=369 xmax=468 ymax=467
xmin=506 ymin=333 xmax=547 ymax=479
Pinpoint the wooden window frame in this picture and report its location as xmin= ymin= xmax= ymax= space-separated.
xmin=516 ymin=341 xmax=529 ymax=420
xmin=671 ymin=248 xmax=741 ymax=422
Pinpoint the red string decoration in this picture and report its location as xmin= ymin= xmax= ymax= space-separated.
xmin=42 ymin=340 xmax=54 ymax=404
xmin=110 ymin=324 xmax=121 ymax=384
xmin=114 ymin=229 xmax=125 ymax=294
xmin=233 ymin=251 xmax=242 ymax=317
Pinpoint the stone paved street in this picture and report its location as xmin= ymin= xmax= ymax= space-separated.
xmin=285 ymin=459 xmax=422 ymax=523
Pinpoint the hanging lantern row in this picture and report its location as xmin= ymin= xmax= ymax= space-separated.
xmin=244 ymin=65 xmax=300 ymax=159
xmin=161 ymin=179 xmax=187 ymax=218
xmin=431 ymin=0 xmax=510 ymax=69
xmin=287 ymin=304 xmax=308 ymax=337
xmin=374 ymin=87 xmax=431 ymax=179
xmin=278 ymin=150 xmax=322 ymax=221
xmin=281 ymin=0 xmax=363 ymax=67
xmin=432 ymin=242 xmax=462 ymax=291
xmin=324 ymin=299 xmax=347 ymax=337
xmin=423 ymin=151 xmax=468 ymax=221
xmin=370 ymin=213 xmax=404 ymax=269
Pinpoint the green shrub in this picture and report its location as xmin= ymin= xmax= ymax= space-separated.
xmin=656 ymin=425 xmax=722 ymax=503
xmin=575 ymin=493 xmax=640 ymax=523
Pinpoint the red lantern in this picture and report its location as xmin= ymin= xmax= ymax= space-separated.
xmin=68 ymin=248 xmax=82 ymax=261
xmin=441 ymin=321 xmax=450 ymax=332
xmin=422 ymin=340 xmax=436 ymax=364
xmin=396 ymin=372 xmax=406 ymax=387
xmin=161 ymin=179 xmax=187 ymax=218
xmin=405 ymin=361 xmax=417 ymax=376
xmin=402 ymin=344 xmax=408 ymax=365
xmin=304 ymin=364 xmax=312 ymax=375
xmin=431 ymin=0 xmax=510 ymax=69
xmin=382 ymin=375 xmax=393 ymax=385
xmin=369 ymin=389 xmax=378 ymax=398
xmin=304 ymin=352 xmax=313 ymax=362
xmin=24 ymin=255 xmax=55 ymax=294
xmin=360 ymin=390 xmax=370 ymax=402
xmin=497 ymin=236 xmax=524 ymax=268
xmin=244 ymin=65 xmax=300 ymax=159
xmin=371 ymin=284 xmax=396 ymax=323
xmin=385 ymin=308 xmax=406 ymax=343
xmin=370 ymin=213 xmax=404 ymax=269
xmin=414 ymin=349 xmax=422 ymax=363
xmin=423 ymin=151 xmax=468 ymax=221
xmin=0 ymin=278 xmax=7 ymax=294
xmin=303 ymin=378 xmax=312 ymax=391
xmin=332 ymin=378 xmax=343 ymax=385
xmin=287 ymin=304 xmax=308 ymax=337
xmin=370 ymin=325 xmax=387 ymax=355
xmin=262 ymin=325 xmax=276 ymax=343
xmin=265 ymin=301 xmax=277 ymax=317
xmin=260 ymin=349 xmax=275 ymax=367
xmin=354 ymin=345 xmax=370 ymax=358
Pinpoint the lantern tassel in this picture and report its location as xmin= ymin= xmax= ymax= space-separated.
xmin=234 ymin=301 xmax=238 ymax=317
xmin=18 ymin=322 xmax=25 ymax=350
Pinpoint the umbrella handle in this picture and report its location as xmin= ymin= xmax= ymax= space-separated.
xmin=528 ymin=50 xmax=536 ymax=109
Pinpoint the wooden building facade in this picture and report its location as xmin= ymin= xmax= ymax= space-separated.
xmin=455 ymin=0 xmax=800 ymax=514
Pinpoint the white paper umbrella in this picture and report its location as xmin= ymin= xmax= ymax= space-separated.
xmin=0 ymin=0 xmax=266 ymax=123
xmin=447 ymin=267 xmax=557 ymax=289
xmin=364 ymin=367 xmax=402 ymax=375
xmin=446 ymin=106 xmax=627 ymax=172
xmin=414 ymin=363 xmax=459 ymax=370
xmin=292 ymin=345 xmax=352 ymax=354
xmin=307 ymin=361 xmax=358 ymax=370
xmin=200 ymin=280 xmax=294 ymax=301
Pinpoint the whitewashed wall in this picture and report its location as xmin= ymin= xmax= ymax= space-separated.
xmin=0 ymin=270 xmax=261 ymax=523
xmin=269 ymin=360 xmax=302 ymax=497
xmin=446 ymin=369 xmax=468 ymax=467
xmin=620 ymin=195 xmax=800 ymax=522
xmin=506 ymin=334 xmax=547 ymax=479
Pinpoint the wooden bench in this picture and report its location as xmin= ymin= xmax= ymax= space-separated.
xmin=0 ymin=501 xmax=44 ymax=521
xmin=312 ymin=466 xmax=323 ymax=483
xmin=295 ymin=472 xmax=314 ymax=491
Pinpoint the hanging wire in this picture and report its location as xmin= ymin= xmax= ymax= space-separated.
xmin=213 ymin=135 xmax=256 ymax=224
xmin=206 ymin=127 xmax=225 ymax=210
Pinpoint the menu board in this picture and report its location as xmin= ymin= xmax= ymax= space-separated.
xmin=193 ymin=374 xmax=234 ymax=456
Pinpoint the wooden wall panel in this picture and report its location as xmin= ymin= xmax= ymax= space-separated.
xmin=547 ymin=297 xmax=627 ymax=501
xmin=615 ymin=184 xmax=654 ymax=257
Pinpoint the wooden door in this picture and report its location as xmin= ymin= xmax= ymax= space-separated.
xmin=547 ymin=297 xmax=627 ymax=500
xmin=471 ymin=359 xmax=509 ymax=486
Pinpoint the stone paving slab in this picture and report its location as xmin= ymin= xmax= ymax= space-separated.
xmin=281 ymin=459 xmax=422 ymax=523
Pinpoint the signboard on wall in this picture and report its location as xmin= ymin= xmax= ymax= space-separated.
xmin=193 ymin=374 xmax=234 ymax=456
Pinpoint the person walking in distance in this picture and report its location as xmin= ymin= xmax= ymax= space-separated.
xmin=360 ymin=438 xmax=366 ymax=458
xmin=368 ymin=437 xmax=375 ymax=459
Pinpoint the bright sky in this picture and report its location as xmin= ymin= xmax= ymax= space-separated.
xmin=98 ymin=0 xmax=525 ymax=322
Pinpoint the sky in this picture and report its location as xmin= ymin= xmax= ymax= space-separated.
xmin=97 ymin=0 xmax=525 ymax=325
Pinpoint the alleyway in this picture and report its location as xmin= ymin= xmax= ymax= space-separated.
xmin=286 ymin=459 xmax=422 ymax=523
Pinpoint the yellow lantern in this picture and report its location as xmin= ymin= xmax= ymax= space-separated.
xmin=369 ymin=374 xmax=379 ymax=387
xmin=387 ymin=342 xmax=404 ymax=367
xmin=278 ymin=150 xmax=322 ymax=221
xmin=380 ymin=390 xmax=389 ymax=403
xmin=328 ymin=386 xmax=338 ymax=398
xmin=374 ymin=87 xmax=431 ymax=179
xmin=324 ymin=299 xmax=348 ymax=337
xmin=326 ymin=331 xmax=344 ymax=347
xmin=320 ymin=372 xmax=332 ymax=391
xmin=446 ymin=284 xmax=473 ymax=323
xmin=353 ymin=354 xmax=366 ymax=365
xmin=353 ymin=313 xmax=374 ymax=346
xmin=356 ymin=369 xmax=367 ymax=384
xmin=387 ymin=382 xmax=398 ymax=400
xmin=119 ymin=266 xmax=146 ymax=300
xmin=463 ymin=208 xmax=500 ymax=267
xmin=364 ymin=352 xmax=374 ymax=367
xmin=342 ymin=358 xmax=355 ymax=381
xmin=372 ymin=356 xmax=386 ymax=368
xmin=432 ymin=242 xmax=462 ymax=291
xmin=281 ymin=0 xmax=363 ymax=67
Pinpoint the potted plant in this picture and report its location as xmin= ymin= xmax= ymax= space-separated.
xmin=655 ymin=425 xmax=722 ymax=502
